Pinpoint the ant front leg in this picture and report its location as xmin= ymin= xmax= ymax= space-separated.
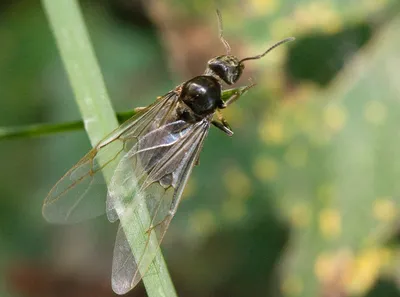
xmin=221 ymin=81 xmax=256 ymax=108
xmin=212 ymin=120 xmax=233 ymax=136
xmin=213 ymin=81 xmax=256 ymax=136
xmin=212 ymin=110 xmax=234 ymax=136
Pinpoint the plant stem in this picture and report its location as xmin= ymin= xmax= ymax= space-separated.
xmin=41 ymin=1 xmax=177 ymax=296
xmin=0 ymin=87 xmax=249 ymax=141
xmin=0 ymin=110 xmax=135 ymax=140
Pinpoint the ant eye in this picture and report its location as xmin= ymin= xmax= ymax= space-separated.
xmin=208 ymin=61 xmax=228 ymax=81
xmin=207 ymin=56 xmax=243 ymax=85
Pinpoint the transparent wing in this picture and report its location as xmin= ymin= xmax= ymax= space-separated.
xmin=42 ymin=91 xmax=179 ymax=224
xmin=109 ymin=119 xmax=210 ymax=294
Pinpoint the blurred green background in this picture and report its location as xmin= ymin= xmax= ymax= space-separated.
xmin=1 ymin=0 xmax=400 ymax=296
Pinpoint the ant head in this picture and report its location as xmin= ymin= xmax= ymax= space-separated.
xmin=207 ymin=10 xmax=295 ymax=85
xmin=207 ymin=55 xmax=244 ymax=85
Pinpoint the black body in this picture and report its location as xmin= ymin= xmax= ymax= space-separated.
xmin=179 ymin=75 xmax=224 ymax=117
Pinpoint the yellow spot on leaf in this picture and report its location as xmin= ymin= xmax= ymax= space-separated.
xmin=315 ymin=252 xmax=334 ymax=282
xmin=314 ymin=249 xmax=354 ymax=297
xmin=324 ymin=103 xmax=347 ymax=132
xmin=311 ymin=3 xmax=342 ymax=34
xmin=223 ymin=166 xmax=252 ymax=199
xmin=364 ymin=100 xmax=387 ymax=125
xmin=284 ymin=143 xmax=308 ymax=168
xmin=259 ymin=119 xmax=285 ymax=145
xmin=372 ymin=197 xmax=397 ymax=222
xmin=281 ymin=275 xmax=303 ymax=296
xmin=293 ymin=2 xmax=342 ymax=34
xmin=315 ymin=250 xmax=352 ymax=285
xmin=252 ymin=156 xmax=278 ymax=182
xmin=188 ymin=209 xmax=216 ymax=236
xmin=319 ymin=208 xmax=341 ymax=240
xmin=289 ymin=203 xmax=311 ymax=228
xmin=250 ymin=0 xmax=279 ymax=16
xmin=346 ymin=248 xmax=391 ymax=295
xmin=221 ymin=198 xmax=247 ymax=223
xmin=314 ymin=248 xmax=394 ymax=295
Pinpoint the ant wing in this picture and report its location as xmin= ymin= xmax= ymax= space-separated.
xmin=42 ymin=91 xmax=179 ymax=224
xmin=109 ymin=119 xmax=210 ymax=294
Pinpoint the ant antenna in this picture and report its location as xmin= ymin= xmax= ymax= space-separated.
xmin=239 ymin=37 xmax=295 ymax=63
xmin=216 ymin=9 xmax=231 ymax=55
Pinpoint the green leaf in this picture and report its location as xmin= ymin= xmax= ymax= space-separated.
xmin=41 ymin=0 xmax=177 ymax=296
xmin=271 ymin=13 xmax=400 ymax=297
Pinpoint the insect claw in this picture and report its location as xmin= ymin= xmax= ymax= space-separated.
xmin=212 ymin=120 xmax=233 ymax=136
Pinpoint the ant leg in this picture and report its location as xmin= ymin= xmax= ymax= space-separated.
xmin=216 ymin=110 xmax=232 ymax=131
xmin=222 ymin=80 xmax=256 ymax=108
xmin=212 ymin=120 xmax=233 ymax=136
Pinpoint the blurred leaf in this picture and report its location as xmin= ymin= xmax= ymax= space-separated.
xmin=270 ymin=12 xmax=400 ymax=297
xmin=287 ymin=22 xmax=373 ymax=86
xmin=162 ymin=0 xmax=396 ymax=40
xmin=366 ymin=278 xmax=400 ymax=297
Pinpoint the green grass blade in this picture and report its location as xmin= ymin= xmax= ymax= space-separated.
xmin=41 ymin=0 xmax=177 ymax=296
